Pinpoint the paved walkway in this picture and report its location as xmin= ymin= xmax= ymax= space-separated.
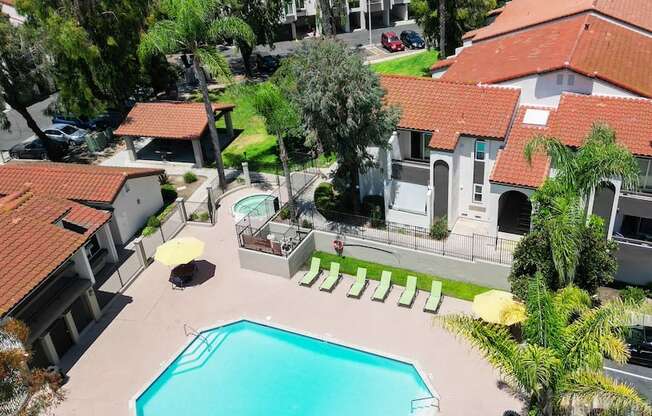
xmin=55 ymin=186 xmax=519 ymax=416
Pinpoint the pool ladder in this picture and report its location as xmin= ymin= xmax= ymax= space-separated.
xmin=183 ymin=323 xmax=212 ymax=351
xmin=411 ymin=396 xmax=440 ymax=414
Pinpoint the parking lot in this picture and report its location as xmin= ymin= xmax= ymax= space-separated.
xmin=604 ymin=360 xmax=652 ymax=402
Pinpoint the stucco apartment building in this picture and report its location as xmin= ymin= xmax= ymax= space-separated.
xmin=360 ymin=0 xmax=652 ymax=285
xmin=279 ymin=0 xmax=411 ymax=39
xmin=0 ymin=163 xmax=163 ymax=367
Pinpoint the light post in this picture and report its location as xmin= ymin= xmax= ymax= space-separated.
xmin=368 ymin=0 xmax=372 ymax=46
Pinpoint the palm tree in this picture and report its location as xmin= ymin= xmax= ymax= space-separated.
xmin=438 ymin=0 xmax=446 ymax=56
xmin=252 ymin=83 xmax=299 ymax=222
xmin=139 ymin=0 xmax=255 ymax=190
xmin=443 ymin=274 xmax=652 ymax=416
xmin=524 ymin=123 xmax=639 ymax=283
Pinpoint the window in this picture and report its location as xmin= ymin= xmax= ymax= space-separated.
xmin=473 ymin=184 xmax=483 ymax=202
xmin=637 ymin=158 xmax=652 ymax=193
xmin=567 ymin=74 xmax=575 ymax=86
xmin=296 ymin=0 xmax=305 ymax=9
xmin=85 ymin=234 xmax=101 ymax=259
xmin=45 ymin=130 xmax=62 ymax=136
xmin=556 ymin=74 xmax=564 ymax=85
xmin=61 ymin=125 xmax=77 ymax=134
xmin=474 ymin=140 xmax=486 ymax=161
xmin=409 ymin=131 xmax=431 ymax=161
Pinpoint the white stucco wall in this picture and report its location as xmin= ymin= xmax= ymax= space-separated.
xmin=110 ymin=175 xmax=164 ymax=244
xmin=431 ymin=68 xmax=448 ymax=79
xmin=487 ymin=183 xmax=535 ymax=236
xmin=359 ymin=146 xmax=388 ymax=199
xmin=591 ymin=80 xmax=638 ymax=99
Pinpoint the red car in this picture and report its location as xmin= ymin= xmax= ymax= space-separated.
xmin=381 ymin=32 xmax=405 ymax=52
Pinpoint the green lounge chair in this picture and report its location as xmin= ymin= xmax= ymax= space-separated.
xmin=319 ymin=262 xmax=341 ymax=292
xmin=300 ymin=257 xmax=322 ymax=287
xmin=398 ymin=275 xmax=418 ymax=308
xmin=424 ymin=280 xmax=443 ymax=314
xmin=371 ymin=271 xmax=392 ymax=302
xmin=347 ymin=267 xmax=368 ymax=298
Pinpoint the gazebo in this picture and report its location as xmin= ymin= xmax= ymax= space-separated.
xmin=114 ymin=101 xmax=236 ymax=168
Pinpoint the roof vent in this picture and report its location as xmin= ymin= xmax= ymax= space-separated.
xmin=523 ymin=109 xmax=550 ymax=126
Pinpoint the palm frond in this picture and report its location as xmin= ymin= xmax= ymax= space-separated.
xmin=553 ymin=285 xmax=591 ymax=324
xmin=194 ymin=47 xmax=232 ymax=82
xmin=560 ymin=371 xmax=652 ymax=416
xmin=209 ymin=16 xmax=256 ymax=49
xmin=525 ymin=135 xmax=576 ymax=187
xmin=545 ymin=194 xmax=584 ymax=284
xmin=523 ymin=272 xmax=564 ymax=350
xmin=138 ymin=20 xmax=184 ymax=60
xmin=441 ymin=315 xmax=546 ymax=393
xmin=562 ymin=299 xmax=634 ymax=371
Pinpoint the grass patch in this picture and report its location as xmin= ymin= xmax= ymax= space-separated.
xmin=312 ymin=251 xmax=493 ymax=301
xmin=371 ymin=50 xmax=439 ymax=77
xmin=206 ymin=82 xmax=335 ymax=173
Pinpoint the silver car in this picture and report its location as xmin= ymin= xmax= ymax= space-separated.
xmin=44 ymin=123 xmax=88 ymax=146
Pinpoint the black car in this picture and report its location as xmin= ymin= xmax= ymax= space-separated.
xmin=52 ymin=110 xmax=123 ymax=131
xmin=626 ymin=325 xmax=652 ymax=367
xmin=400 ymin=30 xmax=425 ymax=49
xmin=9 ymin=137 xmax=68 ymax=160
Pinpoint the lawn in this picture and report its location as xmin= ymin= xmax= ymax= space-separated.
xmin=370 ymin=50 xmax=439 ymax=77
xmin=312 ymin=251 xmax=492 ymax=301
xmin=209 ymin=82 xmax=334 ymax=173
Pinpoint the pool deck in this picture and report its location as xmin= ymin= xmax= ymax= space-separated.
xmin=55 ymin=187 xmax=521 ymax=416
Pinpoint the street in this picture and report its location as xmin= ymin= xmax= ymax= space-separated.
xmin=604 ymin=360 xmax=652 ymax=402
xmin=0 ymin=94 xmax=56 ymax=151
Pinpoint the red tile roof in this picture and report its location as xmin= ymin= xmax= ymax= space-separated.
xmin=491 ymin=93 xmax=652 ymax=188
xmin=114 ymin=102 xmax=235 ymax=140
xmin=462 ymin=29 xmax=480 ymax=41
xmin=0 ymin=162 xmax=163 ymax=204
xmin=439 ymin=15 xmax=652 ymax=98
xmin=380 ymin=75 xmax=521 ymax=150
xmin=0 ymin=189 xmax=110 ymax=315
xmin=472 ymin=0 xmax=652 ymax=42
xmin=430 ymin=58 xmax=457 ymax=71
xmin=490 ymin=107 xmax=554 ymax=188
xmin=0 ymin=0 xmax=15 ymax=6
xmin=551 ymin=93 xmax=652 ymax=157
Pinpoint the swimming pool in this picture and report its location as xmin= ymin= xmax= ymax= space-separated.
xmin=232 ymin=194 xmax=275 ymax=218
xmin=135 ymin=321 xmax=434 ymax=416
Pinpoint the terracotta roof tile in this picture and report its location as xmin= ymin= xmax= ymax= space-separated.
xmin=380 ymin=75 xmax=520 ymax=150
xmin=490 ymin=107 xmax=553 ymax=188
xmin=114 ymin=102 xmax=235 ymax=140
xmin=472 ymin=0 xmax=652 ymax=42
xmin=440 ymin=16 xmax=652 ymax=98
xmin=0 ymin=190 xmax=110 ymax=315
xmin=551 ymin=93 xmax=652 ymax=157
xmin=0 ymin=162 xmax=163 ymax=203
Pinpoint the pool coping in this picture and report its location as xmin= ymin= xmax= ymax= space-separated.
xmin=129 ymin=316 xmax=441 ymax=415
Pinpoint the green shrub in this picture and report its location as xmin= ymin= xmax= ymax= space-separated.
xmin=620 ymin=286 xmax=647 ymax=305
xmin=141 ymin=226 xmax=156 ymax=236
xmin=183 ymin=171 xmax=198 ymax=184
xmin=314 ymin=182 xmax=337 ymax=215
xmin=146 ymin=215 xmax=161 ymax=228
xmin=301 ymin=219 xmax=313 ymax=229
xmin=279 ymin=206 xmax=290 ymax=220
xmin=429 ymin=216 xmax=449 ymax=240
xmin=190 ymin=211 xmax=210 ymax=222
xmin=158 ymin=173 xmax=170 ymax=185
xmin=161 ymin=184 xmax=178 ymax=204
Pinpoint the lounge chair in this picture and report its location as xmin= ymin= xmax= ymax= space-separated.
xmin=300 ymin=257 xmax=322 ymax=287
xmin=347 ymin=267 xmax=368 ymax=298
xmin=424 ymin=280 xmax=443 ymax=313
xmin=398 ymin=275 xmax=418 ymax=308
xmin=319 ymin=262 xmax=341 ymax=292
xmin=371 ymin=271 xmax=392 ymax=302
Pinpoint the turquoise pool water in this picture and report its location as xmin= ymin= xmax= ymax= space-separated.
xmin=135 ymin=321 xmax=432 ymax=416
xmin=232 ymin=194 xmax=275 ymax=217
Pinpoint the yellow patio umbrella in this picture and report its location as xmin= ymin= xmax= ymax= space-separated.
xmin=472 ymin=290 xmax=526 ymax=326
xmin=154 ymin=237 xmax=205 ymax=266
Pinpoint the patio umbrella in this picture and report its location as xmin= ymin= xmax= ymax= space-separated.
xmin=472 ymin=290 xmax=526 ymax=326
xmin=154 ymin=237 xmax=205 ymax=266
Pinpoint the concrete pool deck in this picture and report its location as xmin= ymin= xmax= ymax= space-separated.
xmin=55 ymin=188 xmax=521 ymax=416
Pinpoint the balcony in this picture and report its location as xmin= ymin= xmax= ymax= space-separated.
xmin=613 ymin=235 xmax=652 ymax=286
xmin=391 ymin=159 xmax=429 ymax=186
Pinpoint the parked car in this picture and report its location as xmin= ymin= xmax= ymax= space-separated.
xmin=626 ymin=325 xmax=652 ymax=367
xmin=44 ymin=124 xmax=88 ymax=146
xmin=9 ymin=137 xmax=68 ymax=160
xmin=381 ymin=32 xmax=405 ymax=52
xmin=400 ymin=30 xmax=425 ymax=49
xmin=52 ymin=111 xmax=123 ymax=131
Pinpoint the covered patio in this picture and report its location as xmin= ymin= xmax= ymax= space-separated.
xmin=114 ymin=102 xmax=236 ymax=168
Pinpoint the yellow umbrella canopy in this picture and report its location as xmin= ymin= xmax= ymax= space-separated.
xmin=154 ymin=237 xmax=205 ymax=266
xmin=472 ymin=290 xmax=526 ymax=326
